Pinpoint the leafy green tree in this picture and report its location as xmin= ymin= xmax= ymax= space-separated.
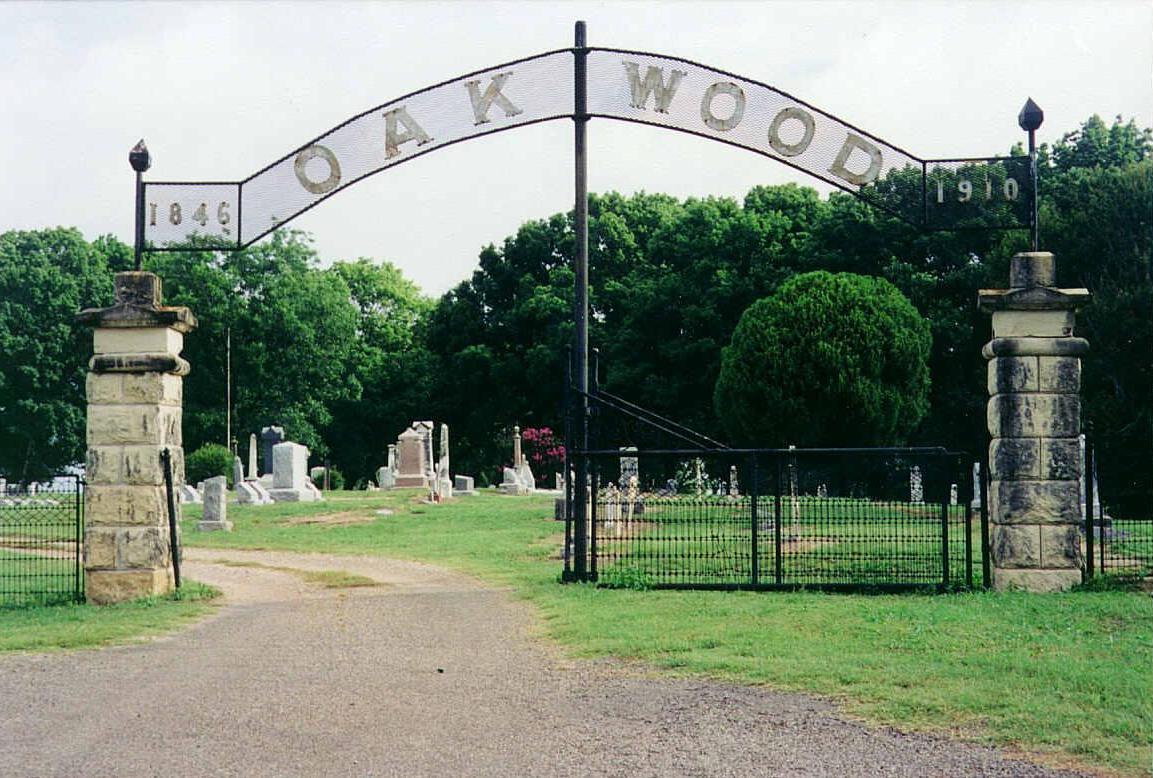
xmin=714 ymin=271 xmax=931 ymax=447
xmin=325 ymin=258 xmax=433 ymax=482
xmin=145 ymin=231 xmax=360 ymax=461
xmin=0 ymin=228 xmax=128 ymax=480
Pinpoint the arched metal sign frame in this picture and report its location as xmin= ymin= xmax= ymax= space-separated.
xmin=128 ymin=22 xmax=1037 ymax=581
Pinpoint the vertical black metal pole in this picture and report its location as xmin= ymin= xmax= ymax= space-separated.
xmin=940 ymin=473 xmax=950 ymax=589
xmin=963 ymin=457 xmax=974 ymax=590
xmin=1085 ymin=431 xmax=1096 ymax=578
xmin=75 ymin=475 xmax=83 ymax=601
xmin=749 ymin=453 xmax=759 ymax=587
xmin=160 ymin=448 xmax=181 ymax=589
xmin=1028 ymin=127 xmax=1039 ymax=252
xmin=562 ymin=344 xmax=573 ymax=579
xmin=774 ymin=456 xmax=783 ymax=586
xmin=571 ymin=20 xmax=591 ymax=581
xmin=134 ymin=170 xmax=145 ymax=271
xmin=980 ymin=449 xmax=991 ymax=588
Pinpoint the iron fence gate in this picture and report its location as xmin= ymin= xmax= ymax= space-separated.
xmin=0 ymin=476 xmax=83 ymax=605
xmin=1083 ymin=434 xmax=1153 ymax=582
xmin=565 ymin=448 xmax=984 ymax=591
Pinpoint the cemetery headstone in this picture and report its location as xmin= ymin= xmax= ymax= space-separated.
xmin=178 ymin=484 xmax=202 ymax=504
xmin=909 ymin=466 xmax=924 ymax=504
xmin=453 ymin=475 xmax=477 ymax=497
xmin=236 ymin=480 xmax=266 ymax=505
xmin=395 ymin=427 xmax=429 ymax=488
xmin=971 ymin=462 xmax=982 ymax=510
xmin=435 ymin=423 xmax=453 ymax=500
xmin=247 ymin=433 xmax=259 ymax=480
xmin=619 ymin=447 xmax=639 ymax=488
xmin=499 ymin=467 xmax=528 ymax=495
xmin=267 ymin=442 xmax=320 ymax=502
xmin=197 ymin=476 xmax=233 ymax=531
xmin=511 ymin=426 xmax=535 ymax=492
xmin=260 ymin=425 xmax=285 ymax=477
xmin=949 ymin=483 xmax=959 ymax=506
xmin=232 ymin=456 xmax=244 ymax=487
xmin=1079 ymin=434 xmax=1106 ymax=521
xmin=413 ymin=420 xmax=435 ymax=482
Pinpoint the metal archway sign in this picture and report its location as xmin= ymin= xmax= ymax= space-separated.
xmin=136 ymin=36 xmax=1031 ymax=253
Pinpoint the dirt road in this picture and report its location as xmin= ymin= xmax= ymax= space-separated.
xmin=0 ymin=549 xmax=1086 ymax=777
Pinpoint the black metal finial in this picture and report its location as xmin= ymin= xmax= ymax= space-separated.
xmin=129 ymin=139 xmax=151 ymax=173
xmin=1017 ymin=98 xmax=1044 ymax=133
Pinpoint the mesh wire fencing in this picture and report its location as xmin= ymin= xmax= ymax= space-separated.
xmin=0 ymin=477 xmax=83 ymax=605
xmin=573 ymin=449 xmax=978 ymax=591
xmin=1085 ymin=435 xmax=1153 ymax=581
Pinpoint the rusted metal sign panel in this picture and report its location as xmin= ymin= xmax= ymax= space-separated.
xmin=141 ymin=47 xmax=1029 ymax=251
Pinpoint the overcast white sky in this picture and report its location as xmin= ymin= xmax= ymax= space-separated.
xmin=2 ymin=1 xmax=1150 ymax=295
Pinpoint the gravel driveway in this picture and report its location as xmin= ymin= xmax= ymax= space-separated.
xmin=0 ymin=549 xmax=1088 ymax=777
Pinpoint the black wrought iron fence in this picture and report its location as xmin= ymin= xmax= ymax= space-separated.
xmin=565 ymin=448 xmax=981 ymax=591
xmin=0 ymin=476 xmax=83 ymax=605
xmin=1084 ymin=434 xmax=1153 ymax=581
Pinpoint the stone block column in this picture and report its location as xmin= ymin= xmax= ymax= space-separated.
xmin=77 ymin=272 xmax=196 ymax=604
xmin=979 ymin=252 xmax=1089 ymax=591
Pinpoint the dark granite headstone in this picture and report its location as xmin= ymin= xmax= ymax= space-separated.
xmin=260 ymin=425 xmax=285 ymax=476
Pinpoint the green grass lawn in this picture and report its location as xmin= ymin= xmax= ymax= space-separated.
xmin=180 ymin=489 xmax=1153 ymax=776
xmin=0 ymin=581 xmax=220 ymax=652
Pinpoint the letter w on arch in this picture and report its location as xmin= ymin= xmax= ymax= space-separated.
xmin=142 ymin=46 xmax=1030 ymax=251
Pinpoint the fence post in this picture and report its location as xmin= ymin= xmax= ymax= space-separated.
xmin=774 ymin=455 xmax=783 ymax=586
xmin=940 ymin=466 xmax=951 ymax=589
xmin=160 ymin=448 xmax=181 ymax=589
xmin=589 ymin=464 xmax=598 ymax=582
xmin=1084 ymin=431 xmax=1096 ymax=578
xmin=750 ymin=453 xmax=759 ymax=587
xmin=963 ymin=455 xmax=973 ymax=589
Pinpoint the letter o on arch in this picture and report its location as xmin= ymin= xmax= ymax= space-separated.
xmin=767 ymin=107 xmax=816 ymax=157
xmin=294 ymin=144 xmax=342 ymax=195
xmin=700 ymin=82 xmax=746 ymax=132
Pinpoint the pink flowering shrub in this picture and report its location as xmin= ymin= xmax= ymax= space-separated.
xmin=521 ymin=426 xmax=565 ymax=483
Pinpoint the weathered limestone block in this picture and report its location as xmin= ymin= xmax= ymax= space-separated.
xmin=989 ymin=438 xmax=1040 ymax=480
xmin=989 ymin=480 xmax=1081 ymax=524
xmin=86 ymin=569 xmax=172 ymax=606
xmin=992 ymin=568 xmax=1081 ymax=592
xmin=987 ymin=394 xmax=1080 ymax=438
xmin=987 ymin=356 xmax=1038 ymax=395
xmin=991 ymin=525 xmax=1040 ymax=568
xmin=84 ymin=527 xmax=118 ymax=568
xmin=85 ymin=484 xmax=167 ymax=527
xmin=1037 ymin=357 xmax=1080 ymax=393
xmin=1040 ymin=438 xmax=1080 ymax=481
xmin=990 ymin=309 xmax=1074 ymax=338
xmin=1038 ymin=524 xmax=1081 ymax=569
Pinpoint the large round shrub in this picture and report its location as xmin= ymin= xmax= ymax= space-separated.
xmin=714 ymin=271 xmax=931 ymax=447
xmin=185 ymin=443 xmax=234 ymax=486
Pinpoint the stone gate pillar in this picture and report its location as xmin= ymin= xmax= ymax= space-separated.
xmin=77 ymin=272 xmax=196 ymax=604
xmin=979 ymin=252 xmax=1089 ymax=591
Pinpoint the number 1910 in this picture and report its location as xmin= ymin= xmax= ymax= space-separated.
xmin=936 ymin=177 xmax=1019 ymax=204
